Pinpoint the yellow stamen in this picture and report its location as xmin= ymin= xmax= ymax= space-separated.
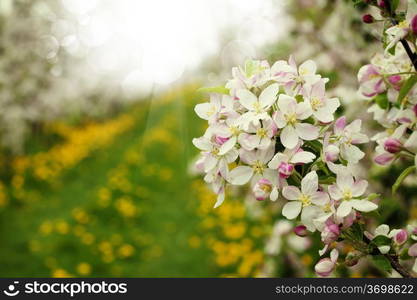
xmin=299 ymin=194 xmax=311 ymax=207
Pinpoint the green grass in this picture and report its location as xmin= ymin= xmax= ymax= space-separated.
xmin=0 ymin=88 xmax=215 ymax=277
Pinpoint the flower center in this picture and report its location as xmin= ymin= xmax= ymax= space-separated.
xmin=252 ymin=160 xmax=265 ymax=174
xmin=211 ymin=148 xmax=219 ymax=156
xmin=323 ymin=203 xmax=332 ymax=213
xmin=256 ymin=128 xmax=267 ymax=138
xmin=252 ymin=102 xmax=263 ymax=114
xmin=299 ymin=194 xmax=311 ymax=207
xmin=285 ymin=113 xmax=297 ymax=125
xmin=230 ymin=126 xmax=240 ymax=137
xmin=398 ymin=20 xmax=409 ymax=29
xmin=299 ymin=67 xmax=308 ymax=76
xmin=260 ymin=183 xmax=272 ymax=193
xmin=342 ymin=189 xmax=352 ymax=201
xmin=311 ymin=96 xmax=323 ymax=111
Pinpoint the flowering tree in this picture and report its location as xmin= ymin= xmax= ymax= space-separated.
xmin=193 ymin=0 xmax=417 ymax=277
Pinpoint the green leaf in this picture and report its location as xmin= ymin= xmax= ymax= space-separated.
xmin=350 ymin=223 xmax=364 ymax=241
xmin=392 ymin=165 xmax=417 ymax=194
xmin=399 ymin=247 xmax=412 ymax=260
xmin=197 ymin=86 xmax=230 ymax=95
xmin=318 ymin=176 xmax=336 ymax=185
xmin=304 ymin=140 xmax=322 ymax=153
xmin=397 ymin=75 xmax=417 ymax=105
xmin=372 ymin=235 xmax=392 ymax=247
xmin=295 ymin=95 xmax=304 ymax=103
xmin=371 ymin=255 xmax=392 ymax=273
xmin=373 ymin=93 xmax=389 ymax=109
xmin=388 ymin=45 xmax=396 ymax=56
xmin=391 ymin=0 xmax=400 ymax=11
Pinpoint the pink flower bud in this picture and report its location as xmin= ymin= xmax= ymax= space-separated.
xmin=214 ymin=135 xmax=229 ymax=145
xmin=408 ymin=243 xmax=417 ymax=257
xmin=278 ymin=162 xmax=294 ymax=179
xmin=321 ymin=223 xmax=340 ymax=244
xmin=384 ymin=138 xmax=402 ymax=153
xmin=388 ymin=75 xmax=401 ymax=85
xmin=294 ymin=225 xmax=308 ymax=237
xmin=324 ymin=145 xmax=339 ymax=162
xmin=378 ymin=0 xmax=386 ymax=8
xmin=362 ymin=14 xmax=374 ymax=24
xmin=335 ymin=116 xmax=346 ymax=131
xmin=413 ymin=104 xmax=417 ymax=117
xmin=394 ymin=229 xmax=408 ymax=245
xmin=374 ymin=153 xmax=395 ymax=165
xmin=253 ymin=178 xmax=272 ymax=201
xmin=412 ymin=15 xmax=417 ymax=35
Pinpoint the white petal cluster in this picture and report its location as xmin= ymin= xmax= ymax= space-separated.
xmin=194 ymin=57 xmax=376 ymax=243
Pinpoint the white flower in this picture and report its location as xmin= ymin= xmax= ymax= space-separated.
xmin=192 ymin=132 xmax=238 ymax=173
xmin=281 ymin=171 xmax=330 ymax=231
xmin=271 ymin=55 xmax=322 ymax=87
xmin=203 ymin=169 xmax=227 ymax=208
xmin=384 ymin=0 xmax=417 ymax=53
xmin=303 ymin=80 xmax=340 ymax=123
xmin=227 ymin=145 xmax=275 ymax=185
xmin=328 ymin=173 xmax=377 ymax=218
xmin=226 ymin=59 xmax=271 ymax=95
xmin=334 ymin=117 xmax=369 ymax=164
xmin=238 ymin=118 xmax=277 ymax=151
xmin=268 ymin=142 xmax=316 ymax=178
xmin=194 ymin=94 xmax=223 ymax=124
xmin=273 ymin=94 xmax=319 ymax=149
xmin=252 ymin=177 xmax=280 ymax=201
xmin=210 ymin=117 xmax=242 ymax=155
xmin=237 ymin=83 xmax=279 ymax=130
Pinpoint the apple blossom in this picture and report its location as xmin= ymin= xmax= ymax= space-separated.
xmin=273 ymin=94 xmax=319 ymax=149
xmin=237 ymin=83 xmax=279 ymax=130
xmin=282 ymin=171 xmax=330 ymax=231
xmin=268 ymin=143 xmax=316 ymax=178
xmin=328 ymin=172 xmax=377 ymax=218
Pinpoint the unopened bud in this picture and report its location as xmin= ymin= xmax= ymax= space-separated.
xmin=362 ymin=14 xmax=374 ymax=24
xmin=394 ymin=229 xmax=408 ymax=245
xmin=384 ymin=138 xmax=402 ymax=153
xmin=294 ymin=225 xmax=308 ymax=237
xmin=412 ymin=15 xmax=417 ymax=35
xmin=345 ymin=252 xmax=360 ymax=267
xmin=378 ymin=0 xmax=386 ymax=8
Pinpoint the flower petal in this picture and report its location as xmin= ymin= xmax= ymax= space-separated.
xmin=282 ymin=186 xmax=301 ymax=200
xmin=227 ymin=166 xmax=253 ymax=185
xmin=282 ymin=201 xmax=302 ymax=219
xmin=336 ymin=201 xmax=352 ymax=218
xmin=281 ymin=125 xmax=299 ymax=149
xmin=278 ymin=94 xmax=297 ymax=114
xmin=236 ymin=89 xmax=258 ymax=111
xmin=259 ymin=83 xmax=279 ymax=108
xmin=301 ymin=171 xmax=318 ymax=195
xmin=350 ymin=200 xmax=378 ymax=212
xmin=351 ymin=179 xmax=368 ymax=197
xmin=311 ymin=191 xmax=330 ymax=206
xmin=290 ymin=150 xmax=316 ymax=164
xmin=295 ymin=123 xmax=319 ymax=141
xmin=328 ymin=185 xmax=342 ymax=200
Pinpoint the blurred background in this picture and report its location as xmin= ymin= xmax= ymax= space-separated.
xmin=0 ymin=0 xmax=416 ymax=277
